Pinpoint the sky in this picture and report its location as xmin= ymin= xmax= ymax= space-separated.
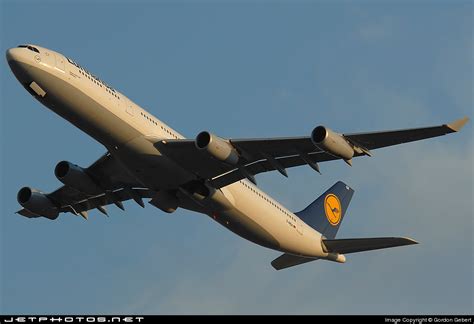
xmin=1 ymin=0 xmax=473 ymax=315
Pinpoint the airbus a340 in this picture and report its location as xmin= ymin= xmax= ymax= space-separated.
xmin=6 ymin=44 xmax=468 ymax=270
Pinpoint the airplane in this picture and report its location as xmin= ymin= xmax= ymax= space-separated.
xmin=6 ymin=44 xmax=469 ymax=270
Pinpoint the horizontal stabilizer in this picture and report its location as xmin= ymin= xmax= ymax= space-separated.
xmin=271 ymin=253 xmax=319 ymax=270
xmin=323 ymin=237 xmax=418 ymax=254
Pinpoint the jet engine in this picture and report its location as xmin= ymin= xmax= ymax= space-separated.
xmin=54 ymin=161 xmax=102 ymax=195
xmin=17 ymin=187 xmax=59 ymax=220
xmin=149 ymin=191 xmax=179 ymax=213
xmin=311 ymin=126 xmax=354 ymax=161
xmin=195 ymin=131 xmax=240 ymax=165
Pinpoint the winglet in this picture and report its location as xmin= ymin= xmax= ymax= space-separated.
xmin=401 ymin=237 xmax=419 ymax=245
xmin=447 ymin=116 xmax=469 ymax=132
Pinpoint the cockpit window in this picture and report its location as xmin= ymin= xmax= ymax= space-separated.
xmin=17 ymin=45 xmax=40 ymax=53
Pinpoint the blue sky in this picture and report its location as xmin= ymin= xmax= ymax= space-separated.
xmin=1 ymin=0 xmax=472 ymax=315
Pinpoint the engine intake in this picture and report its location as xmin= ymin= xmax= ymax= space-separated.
xmin=311 ymin=126 xmax=354 ymax=161
xmin=17 ymin=187 xmax=58 ymax=220
xmin=195 ymin=131 xmax=239 ymax=165
xmin=55 ymin=161 xmax=102 ymax=195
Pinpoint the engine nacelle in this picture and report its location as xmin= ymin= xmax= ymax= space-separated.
xmin=17 ymin=187 xmax=59 ymax=220
xmin=54 ymin=161 xmax=102 ymax=195
xmin=149 ymin=191 xmax=179 ymax=213
xmin=195 ymin=131 xmax=239 ymax=165
xmin=311 ymin=126 xmax=354 ymax=161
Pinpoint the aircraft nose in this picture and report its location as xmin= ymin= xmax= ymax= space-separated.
xmin=6 ymin=47 xmax=22 ymax=62
xmin=6 ymin=47 xmax=36 ymax=84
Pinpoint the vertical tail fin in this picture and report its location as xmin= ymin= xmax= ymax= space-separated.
xmin=295 ymin=181 xmax=354 ymax=239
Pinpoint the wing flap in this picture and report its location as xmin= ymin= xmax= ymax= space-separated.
xmin=209 ymin=151 xmax=336 ymax=188
xmin=60 ymin=188 xmax=156 ymax=214
xmin=322 ymin=237 xmax=418 ymax=254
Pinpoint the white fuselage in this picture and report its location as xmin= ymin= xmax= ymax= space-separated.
xmin=6 ymin=45 xmax=328 ymax=258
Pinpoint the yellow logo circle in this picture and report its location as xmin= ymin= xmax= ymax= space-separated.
xmin=324 ymin=194 xmax=342 ymax=226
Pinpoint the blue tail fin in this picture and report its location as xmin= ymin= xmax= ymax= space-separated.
xmin=295 ymin=181 xmax=354 ymax=239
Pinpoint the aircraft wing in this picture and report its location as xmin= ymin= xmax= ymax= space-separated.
xmin=17 ymin=153 xmax=154 ymax=219
xmin=155 ymin=117 xmax=469 ymax=188
xmin=342 ymin=117 xmax=469 ymax=150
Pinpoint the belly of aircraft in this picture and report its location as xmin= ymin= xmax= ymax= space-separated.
xmin=111 ymin=135 xmax=197 ymax=190
xmin=208 ymin=208 xmax=281 ymax=251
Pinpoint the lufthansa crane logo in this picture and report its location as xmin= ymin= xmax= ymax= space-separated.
xmin=324 ymin=194 xmax=342 ymax=226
